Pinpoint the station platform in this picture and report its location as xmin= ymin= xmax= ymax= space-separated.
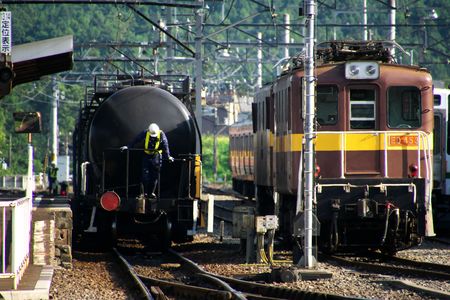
xmin=0 ymin=265 xmax=53 ymax=300
xmin=0 ymin=194 xmax=72 ymax=300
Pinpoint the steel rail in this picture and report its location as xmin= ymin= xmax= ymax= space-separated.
xmin=138 ymin=275 xmax=233 ymax=300
xmin=213 ymin=273 xmax=368 ymax=300
xmin=112 ymin=248 xmax=154 ymax=300
xmin=325 ymin=255 xmax=450 ymax=281
xmin=170 ymin=249 xmax=368 ymax=300
xmin=374 ymin=279 xmax=450 ymax=299
xmin=169 ymin=249 xmax=247 ymax=300
xmin=372 ymin=253 xmax=450 ymax=275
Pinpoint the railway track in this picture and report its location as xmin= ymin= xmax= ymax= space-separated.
xmin=112 ymin=247 xmax=156 ymax=300
xmin=322 ymin=254 xmax=450 ymax=299
xmin=115 ymin=245 xmax=369 ymax=300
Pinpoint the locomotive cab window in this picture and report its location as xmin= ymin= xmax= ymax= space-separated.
xmin=388 ymin=87 xmax=421 ymax=129
xmin=317 ymin=85 xmax=338 ymax=125
xmin=349 ymin=89 xmax=376 ymax=129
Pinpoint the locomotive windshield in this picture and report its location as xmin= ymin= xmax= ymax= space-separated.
xmin=388 ymin=86 xmax=421 ymax=128
xmin=349 ymin=89 xmax=376 ymax=129
xmin=317 ymin=85 xmax=338 ymax=125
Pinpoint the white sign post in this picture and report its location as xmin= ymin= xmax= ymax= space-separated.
xmin=1 ymin=11 xmax=11 ymax=54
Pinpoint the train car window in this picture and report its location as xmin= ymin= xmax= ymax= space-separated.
xmin=274 ymin=93 xmax=278 ymax=131
xmin=349 ymin=89 xmax=376 ymax=129
xmin=388 ymin=87 xmax=421 ymax=129
xmin=434 ymin=94 xmax=441 ymax=106
xmin=265 ymin=97 xmax=271 ymax=130
xmin=447 ymin=95 xmax=450 ymax=155
xmin=262 ymin=100 xmax=266 ymax=130
xmin=434 ymin=115 xmax=441 ymax=155
xmin=252 ymin=103 xmax=258 ymax=133
xmin=288 ymin=87 xmax=292 ymax=130
xmin=280 ymin=90 xmax=286 ymax=134
xmin=317 ymin=85 xmax=338 ymax=125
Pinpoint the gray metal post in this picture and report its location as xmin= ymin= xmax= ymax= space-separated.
xmin=26 ymin=140 xmax=34 ymax=200
xmin=284 ymin=14 xmax=290 ymax=59
xmin=389 ymin=0 xmax=396 ymax=57
xmin=51 ymin=76 xmax=59 ymax=165
xmin=300 ymin=0 xmax=317 ymax=269
xmin=257 ymin=32 xmax=262 ymax=88
xmin=207 ymin=194 xmax=214 ymax=233
xmin=363 ymin=0 xmax=368 ymax=40
xmin=195 ymin=0 xmax=204 ymax=152
xmin=166 ymin=0 xmax=174 ymax=74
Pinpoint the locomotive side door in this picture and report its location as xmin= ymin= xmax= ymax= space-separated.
xmin=345 ymin=86 xmax=381 ymax=175
xmin=433 ymin=111 xmax=445 ymax=191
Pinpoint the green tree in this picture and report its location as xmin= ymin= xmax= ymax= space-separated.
xmin=202 ymin=134 xmax=231 ymax=184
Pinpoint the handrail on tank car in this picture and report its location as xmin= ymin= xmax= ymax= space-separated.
xmin=102 ymin=148 xmax=197 ymax=200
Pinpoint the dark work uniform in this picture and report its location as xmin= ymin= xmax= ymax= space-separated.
xmin=128 ymin=130 xmax=171 ymax=195
xmin=47 ymin=165 xmax=58 ymax=195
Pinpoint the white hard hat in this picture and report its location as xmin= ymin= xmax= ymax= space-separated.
xmin=148 ymin=123 xmax=160 ymax=137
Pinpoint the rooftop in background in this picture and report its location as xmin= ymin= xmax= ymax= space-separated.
xmin=11 ymin=35 xmax=73 ymax=86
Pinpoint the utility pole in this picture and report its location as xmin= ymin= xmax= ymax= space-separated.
xmin=299 ymin=0 xmax=317 ymax=269
xmin=194 ymin=0 xmax=204 ymax=153
xmin=165 ymin=1 xmax=174 ymax=74
xmin=363 ymin=0 xmax=368 ymax=40
xmin=257 ymin=32 xmax=262 ymax=88
xmin=284 ymin=14 xmax=290 ymax=59
xmin=389 ymin=0 xmax=396 ymax=57
xmin=51 ymin=76 xmax=59 ymax=166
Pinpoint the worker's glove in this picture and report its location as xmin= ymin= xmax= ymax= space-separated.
xmin=120 ymin=146 xmax=128 ymax=151
xmin=168 ymin=156 xmax=175 ymax=162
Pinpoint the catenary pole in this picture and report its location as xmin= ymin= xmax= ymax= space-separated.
xmin=389 ymin=0 xmax=396 ymax=57
xmin=257 ymin=32 xmax=262 ymax=89
xmin=301 ymin=0 xmax=317 ymax=269
xmin=194 ymin=0 xmax=204 ymax=153
xmin=51 ymin=76 xmax=59 ymax=166
xmin=363 ymin=0 xmax=368 ymax=40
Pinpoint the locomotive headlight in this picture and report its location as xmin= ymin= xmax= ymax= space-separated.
xmin=350 ymin=65 xmax=360 ymax=75
xmin=345 ymin=62 xmax=379 ymax=80
xmin=366 ymin=65 xmax=376 ymax=75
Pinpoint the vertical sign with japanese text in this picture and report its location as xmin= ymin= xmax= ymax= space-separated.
xmin=1 ymin=11 xmax=11 ymax=54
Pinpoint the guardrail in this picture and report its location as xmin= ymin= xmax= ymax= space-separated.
xmin=0 ymin=196 xmax=31 ymax=289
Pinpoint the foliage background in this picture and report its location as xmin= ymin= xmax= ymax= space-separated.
xmin=202 ymin=135 xmax=231 ymax=184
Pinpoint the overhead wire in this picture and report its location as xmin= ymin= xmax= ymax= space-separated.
xmin=218 ymin=0 xmax=235 ymax=25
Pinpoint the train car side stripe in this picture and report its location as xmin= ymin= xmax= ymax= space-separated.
xmin=272 ymin=132 xmax=433 ymax=152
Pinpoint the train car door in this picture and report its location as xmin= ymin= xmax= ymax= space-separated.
xmin=345 ymin=86 xmax=381 ymax=175
xmin=433 ymin=112 xmax=445 ymax=191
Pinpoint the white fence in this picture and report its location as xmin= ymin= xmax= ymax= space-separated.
xmin=0 ymin=196 xmax=31 ymax=289
xmin=0 ymin=174 xmax=43 ymax=191
xmin=0 ymin=176 xmax=27 ymax=190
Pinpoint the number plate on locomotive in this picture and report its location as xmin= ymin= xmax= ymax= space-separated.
xmin=389 ymin=135 xmax=418 ymax=146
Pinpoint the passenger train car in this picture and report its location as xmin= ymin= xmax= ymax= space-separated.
xmin=231 ymin=41 xmax=435 ymax=254
xmin=433 ymin=87 xmax=450 ymax=232
xmin=72 ymin=75 xmax=202 ymax=248
xmin=229 ymin=122 xmax=254 ymax=198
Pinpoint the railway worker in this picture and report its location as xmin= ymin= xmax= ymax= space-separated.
xmin=121 ymin=123 xmax=174 ymax=198
xmin=47 ymin=162 xmax=59 ymax=195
